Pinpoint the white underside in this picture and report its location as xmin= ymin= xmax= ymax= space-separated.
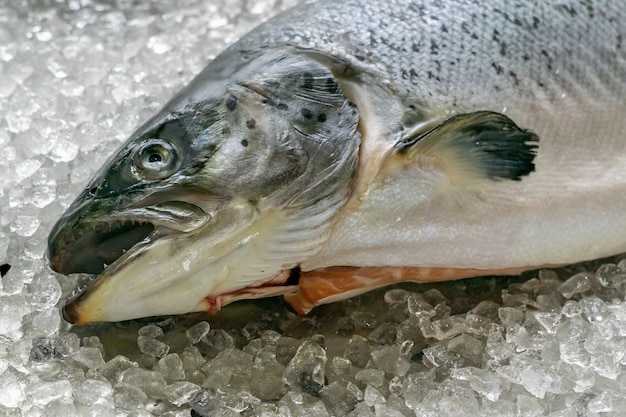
xmin=302 ymin=87 xmax=626 ymax=272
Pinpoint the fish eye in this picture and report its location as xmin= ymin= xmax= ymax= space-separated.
xmin=132 ymin=139 xmax=179 ymax=180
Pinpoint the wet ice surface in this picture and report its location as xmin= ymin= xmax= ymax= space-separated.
xmin=1 ymin=0 xmax=625 ymax=415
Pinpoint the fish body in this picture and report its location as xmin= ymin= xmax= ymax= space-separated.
xmin=48 ymin=0 xmax=626 ymax=323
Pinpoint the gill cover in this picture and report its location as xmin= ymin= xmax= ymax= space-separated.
xmin=48 ymin=50 xmax=361 ymax=323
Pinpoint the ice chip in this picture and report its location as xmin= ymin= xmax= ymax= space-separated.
xmin=137 ymin=324 xmax=164 ymax=338
xmin=185 ymin=321 xmax=211 ymax=344
xmin=423 ymin=344 xmax=450 ymax=369
xmin=250 ymin=356 xmax=285 ymax=400
xmin=348 ymin=402 xmax=375 ymax=417
xmin=516 ymin=394 xmax=545 ymax=417
xmin=578 ymin=296 xmax=607 ymax=323
xmin=532 ymin=312 xmax=561 ymax=335
xmin=201 ymin=348 xmax=253 ymax=390
xmin=371 ymin=345 xmax=411 ymax=377
xmin=430 ymin=315 xmax=468 ymax=340
xmin=344 ymin=335 xmax=371 ymax=368
xmin=205 ymin=328 xmax=235 ymax=350
xmin=71 ymin=346 xmax=105 ymax=370
xmin=157 ymin=353 xmax=185 ymax=380
xmin=595 ymin=263 xmax=626 ymax=288
xmin=166 ymin=381 xmax=202 ymax=407
xmin=330 ymin=356 xmax=351 ymax=376
xmin=498 ymin=306 xmax=525 ymax=327
xmin=384 ymin=288 xmax=411 ymax=304
xmin=364 ymin=384 xmax=386 ymax=406
xmin=74 ymin=378 xmax=113 ymax=406
xmin=96 ymin=355 xmax=138 ymax=382
xmin=355 ymin=368 xmax=385 ymax=387
xmin=0 ymin=367 xmax=25 ymax=408
xmin=30 ymin=378 xmax=72 ymax=406
xmin=29 ymin=335 xmax=56 ymax=362
xmin=561 ymin=300 xmax=581 ymax=317
xmin=284 ymin=340 xmax=327 ymax=395
xmin=447 ymin=334 xmax=484 ymax=368
xmin=368 ymin=322 xmax=397 ymax=345
xmin=485 ymin=331 xmax=514 ymax=362
xmin=319 ymin=381 xmax=358 ymax=416
xmin=120 ymin=367 xmax=167 ymax=399
xmin=407 ymin=295 xmax=435 ymax=318
xmin=0 ymin=294 xmax=29 ymax=339
xmin=137 ymin=335 xmax=170 ymax=358
xmin=11 ymin=215 xmax=40 ymax=237
xmin=452 ymin=367 xmax=502 ymax=401
xmin=557 ymin=272 xmax=596 ymax=298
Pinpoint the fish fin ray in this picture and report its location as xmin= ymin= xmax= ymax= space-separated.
xmin=394 ymin=111 xmax=539 ymax=183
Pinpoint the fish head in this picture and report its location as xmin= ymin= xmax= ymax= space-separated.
xmin=48 ymin=51 xmax=360 ymax=324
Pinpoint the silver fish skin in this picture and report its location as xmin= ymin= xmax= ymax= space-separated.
xmin=48 ymin=0 xmax=626 ymax=323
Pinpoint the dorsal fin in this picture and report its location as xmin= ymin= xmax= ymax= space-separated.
xmin=395 ymin=111 xmax=539 ymax=183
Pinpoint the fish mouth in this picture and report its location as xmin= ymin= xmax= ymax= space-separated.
xmin=48 ymin=200 xmax=212 ymax=319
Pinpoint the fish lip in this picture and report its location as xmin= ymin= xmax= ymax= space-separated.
xmin=49 ymin=200 xmax=210 ymax=276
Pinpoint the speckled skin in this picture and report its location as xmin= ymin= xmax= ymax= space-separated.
xmin=225 ymin=0 xmax=625 ymax=112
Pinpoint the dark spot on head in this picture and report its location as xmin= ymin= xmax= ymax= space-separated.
xmin=241 ymin=139 xmax=248 ymax=147
xmin=226 ymin=95 xmax=237 ymax=111
xmin=222 ymin=126 xmax=231 ymax=136
xmin=317 ymin=113 xmax=327 ymax=123
xmin=302 ymin=72 xmax=314 ymax=90
xmin=246 ymin=119 xmax=256 ymax=129
xmin=277 ymin=103 xmax=288 ymax=110
xmin=301 ymin=108 xmax=313 ymax=119
xmin=0 ymin=264 xmax=10 ymax=277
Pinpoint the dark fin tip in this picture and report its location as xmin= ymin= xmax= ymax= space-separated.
xmin=0 ymin=263 xmax=10 ymax=277
xmin=397 ymin=111 xmax=539 ymax=181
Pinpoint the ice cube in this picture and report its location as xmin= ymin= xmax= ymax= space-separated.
xmin=319 ymin=380 xmax=358 ymax=415
xmin=344 ymin=335 xmax=371 ymax=368
xmin=250 ymin=361 xmax=285 ymax=400
xmin=0 ymin=367 xmax=25 ymax=408
xmin=557 ymin=273 xmax=597 ymax=299
xmin=498 ymin=306 xmax=525 ymax=327
xmin=284 ymin=340 xmax=327 ymax=396
xmin=595 ymin=263 xmax=626 ymax=288
xmin=73 ymin=378 xmax=113 ymax=406
xmin=157 ymin=353 xmax=185 ymax=381
xmin=201 ymin=348 xmax=253 ymax=390
xmin=330 ymin=356 xmax=351 ymax=377
xmin=30 ymin=378 xmax=72 ymax=406
xmin=29 ymin=336 xmax=56 ymax=362
xmin=166 ymin=381 xmax=202 ymax=407
xmin=355 ymin=368 xmax=385 ymax=387
xmin=71 ymin=346 xmax=105 ymax=370
xmin=137 ymin=324 xmax=164 ymax=338
xmin=119 ymin=367 xmax=167 ymax=400
xmin=137 ymin=335 xmax=170 ymax=358
xmin=371 ymin=345 xmax=411 ymax=377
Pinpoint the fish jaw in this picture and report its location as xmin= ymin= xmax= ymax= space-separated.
xmin=60 ymin=200 xmax=336 ymax=324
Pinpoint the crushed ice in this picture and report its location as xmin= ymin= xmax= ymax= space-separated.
xmin=0 ymin=1 xmax=625 ymax=416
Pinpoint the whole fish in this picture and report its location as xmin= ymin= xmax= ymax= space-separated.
xmin=48 ymin=0 xmax=626 ymax=324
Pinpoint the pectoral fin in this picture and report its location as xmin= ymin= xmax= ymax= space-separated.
xmin=394 ymin=111 xmax=539 ymax=184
